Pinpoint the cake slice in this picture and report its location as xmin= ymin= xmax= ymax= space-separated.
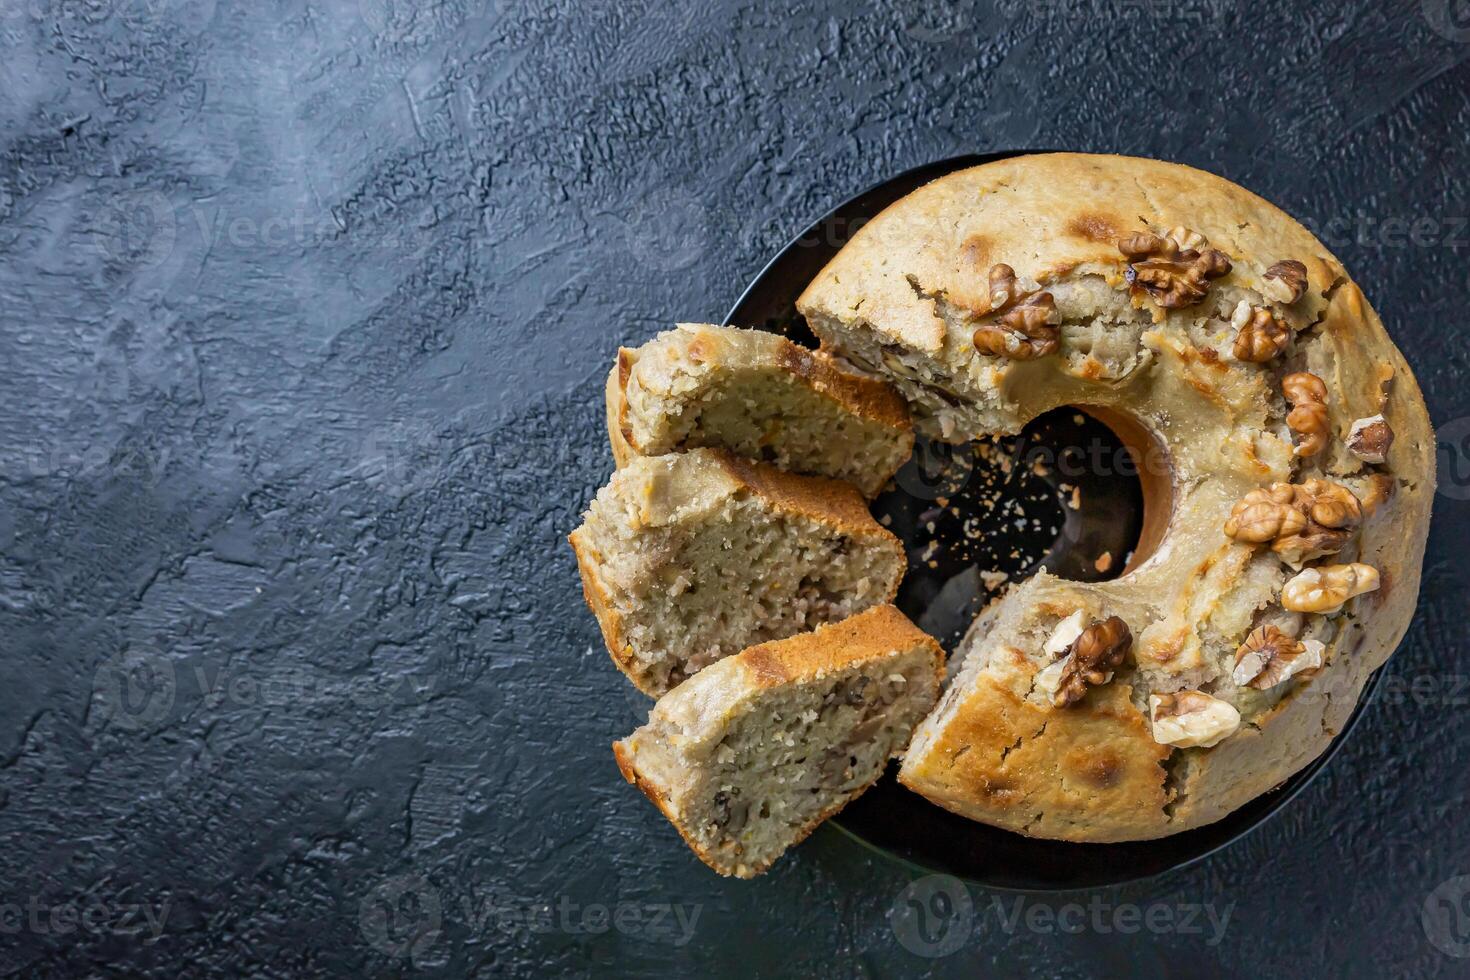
xmin=570 ymin=448 xmax=906 ymax=696
xmin=608 ymin=324 xmax=914 ymax=497
xmin=613 ymin=605 xmax=944 ymax=877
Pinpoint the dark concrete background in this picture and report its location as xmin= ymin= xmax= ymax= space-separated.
xmin=1 ymin=0 xmax=1468 ymax=976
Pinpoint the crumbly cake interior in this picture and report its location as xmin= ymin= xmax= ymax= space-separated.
xmin=580 ymin=488 xmax=902 ymax=694
xmin=637 ymin=650 xmax=937 ymax=875
xmin=812 ymin=275 xmax=1151 ymax=439
xmin=628 ymin=363 xmax=908 ymax=496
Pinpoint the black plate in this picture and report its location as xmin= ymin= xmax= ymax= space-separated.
xmin=725 ymin=151 xmax=1381 ymax=890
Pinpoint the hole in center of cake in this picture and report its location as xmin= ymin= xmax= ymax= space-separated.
xmin=873 ymin=407 xmax=1151 ymax=649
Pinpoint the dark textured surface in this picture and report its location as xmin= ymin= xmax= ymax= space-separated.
xmin=1 ymin=1 xmax=1468 ymax=976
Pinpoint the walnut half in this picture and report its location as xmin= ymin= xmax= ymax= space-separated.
xmin=973 ymin=284 xmax=1060 ymax=360
xmin=1231 ymin=625 xmax=1324 ymax=689
xmin=1281 ymin=562 xmax=1380 ymax=614
xmin=1230 ymin=301 xmax=1291 ymax=363
xmin=1282 ymin=371 xmax=1330 ymax=458
xmin=987 ymin=263 xmax=1026 ymax=310
xmin=1149 ymin=691 xmax=1241 ymax=748
xmin=1049 ymin=615 xmax=1132 ymax=708
xmin=1224 ymin=480 xmax=1363 ymax=567
xmin=1119 ymin=229 xmax=1232 ymax=309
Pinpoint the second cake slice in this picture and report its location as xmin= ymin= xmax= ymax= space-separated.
xmin=569 ymin=448 xmax=906 ymax=696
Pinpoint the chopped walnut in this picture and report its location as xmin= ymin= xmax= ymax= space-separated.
xmin=983 ymin=262 xmax=1042 ymax=312
xmin=1281 ymin=562 xmax=1380 ymax=614
xmin=1032 ymin=612 xmax=1089 ymax=702
xmin=1230 ymin=302 xmax=1291 ymax=363
xmin=1164 ymin=225 xmax=1207 ymax=252
xmin=1347 ymin=415 xmax=1395 ymax=464
xmin=1282 ymin=372 xmax=1330 ymax=457
xmin=1117 ymin=231 xmax=1171 ymax=257
xmin=973 ymin=292 xmax=1060 ymax=360
xmin=1031 ymin=657 xmax=1068 ymax=702
xmin=1231 ymin=625 xmax=1323 ymax=689
xmin=1149 ymin=691 xmax=1241 ymax=748
xmin=1119 ymin=229 xmax=1233 ymax=309
xmin=1262 ymin=259 xmax=1309 ymax=304
xmin=1224 ymin=480 xmax=1363 ymax=567
xmin=988 ymin=263 xmax=1019 ymax=310
xmin=1043 ymin=610 xmax=1087 ymax=658
xmin=1050 ymin=616 xmax=1131 ymax=708
xmin=1299 ymin=479 xmax=1362 ymax=529
xmin=1223 ymin=484 xmax=1307 ymax=543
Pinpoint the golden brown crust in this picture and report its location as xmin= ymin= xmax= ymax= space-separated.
xmin=607 ymin=349 xmax=638 ymax=467
xmin=733 ymin=604 xmax=945 ymax=692
xmin=567 ymin=525 xmax=636 ymax=676
xmin=614 ymin=740 xmax=740 ymax=875
xmin=613 ymin=605 xmax=945 ymax=877
xmin=900 ymin=677 xmax=1172 ymax=841
xmin=712 ymin=452 xmax=895 ymax=540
